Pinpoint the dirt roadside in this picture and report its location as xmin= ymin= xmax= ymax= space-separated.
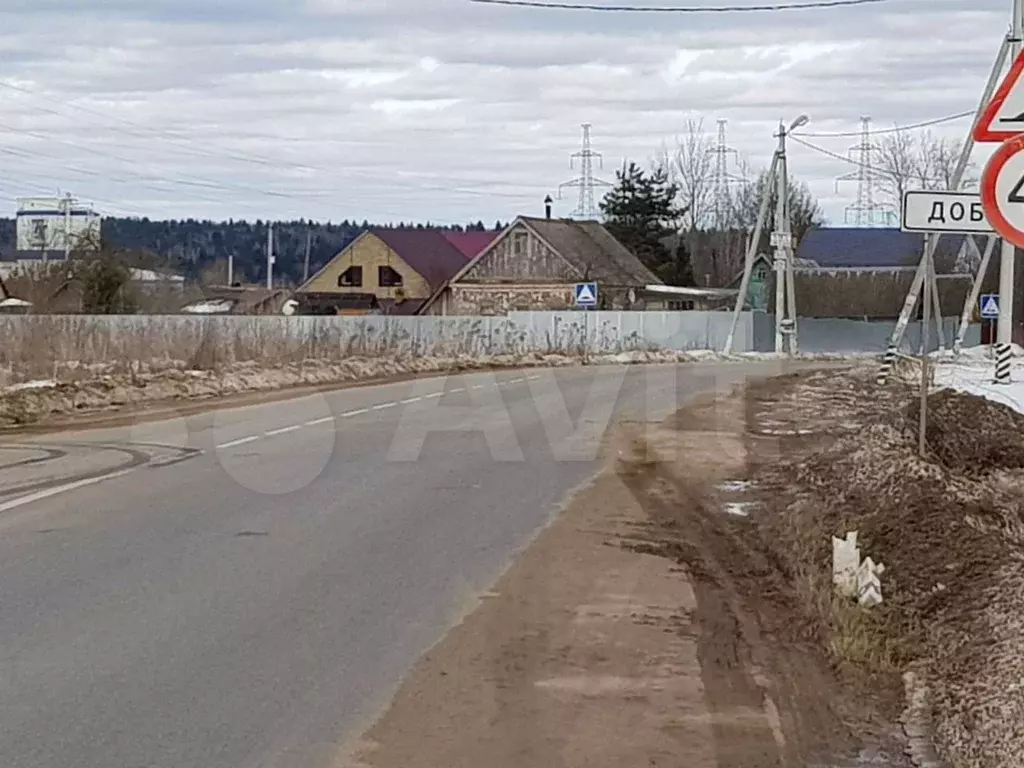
xmin=339 ymin=373 xmax=911 ymax=768
xmin=0 ymin=351 xmax=716 ymax=436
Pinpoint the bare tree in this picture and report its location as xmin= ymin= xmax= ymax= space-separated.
xmin=730 ymin=166 xmax=825 ymax=255
xmin=874 ymin=128 xmax=974 ymax=216
xmin=662 ymin=119 xmax=716 ymax=233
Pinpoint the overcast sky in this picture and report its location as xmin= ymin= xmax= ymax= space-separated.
xmin=0 ymin=0 xmax=1012 ymax=226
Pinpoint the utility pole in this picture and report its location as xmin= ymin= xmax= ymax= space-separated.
xmin=920 ymin=238 xmax=932 ymax=456
xmin=724 ymin=151 xmax=779 ymax=354
xmin=772 ymin=116 xmax=807 ymax=355
xmin=227 ymin=253 xmax=235 ymax=286
xmin=266 ymin=222 xmax=275 ymax=290
xmin=773 ymin=124 xmax=788 ymax=353
xmin=62 ymin=192 xmax=73 ymax=260
xmin=723 ymin=114 xmax=808 ymax=355
xmin=996 ymin=0 xmax=1024 ymax=383
xmin=782 ymin=156 xmax=799 ymax=354
xmin=303 ymin=229 xmax=312 ymax=283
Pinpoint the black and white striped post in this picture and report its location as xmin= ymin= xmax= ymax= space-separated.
xmin=876 ymin=344 xmax=897 ymax=386
xmin=995 ymin=342 xmax=1013 ymax=383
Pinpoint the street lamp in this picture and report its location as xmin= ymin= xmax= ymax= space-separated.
xmin=771 ymin=115 xmax=808 ymax=354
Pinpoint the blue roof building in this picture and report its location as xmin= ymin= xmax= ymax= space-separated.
xmin=796 ymin=227 xmax=970 ymax=270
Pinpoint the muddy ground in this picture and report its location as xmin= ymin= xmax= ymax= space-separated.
xmin=342 ymin=369 xmax=914 ymax=768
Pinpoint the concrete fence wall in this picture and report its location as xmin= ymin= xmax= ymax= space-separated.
xmin=0 ymin=311 xmax=756 ymax=362
xmin=751 ymin=314 xmax=981 ymax=354
xmin=0 ymin=312 xmax=981 ymax=364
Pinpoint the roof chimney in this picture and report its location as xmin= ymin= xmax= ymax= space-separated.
xmin=544 ymin=195 xmax=553 ymax=220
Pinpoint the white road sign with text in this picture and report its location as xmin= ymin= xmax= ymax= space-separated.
xmin=901 ymin=190 xmax=992 ymax=234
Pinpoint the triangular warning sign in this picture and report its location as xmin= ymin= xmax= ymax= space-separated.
xmin=982 ymin=295 xmax=1000 ymax=316
xmin=976 ymin=49 xmax=1024 ymax=142
xmin=576 ymin=284 xmax=596 ymax=303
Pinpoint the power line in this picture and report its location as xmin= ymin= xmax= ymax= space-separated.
xmin=794 ymin=110 xmax=974 ymax=138
xmin=789 ymin=134 xmax=876 ymax=170
xmin=0 ymin=80 xmax=554 ymax=200
xmin=469 ymin=0 xmax=889 ymax=10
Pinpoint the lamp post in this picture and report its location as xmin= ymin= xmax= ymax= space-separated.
xmin=772 ymin=114 xmax=808 ymax=354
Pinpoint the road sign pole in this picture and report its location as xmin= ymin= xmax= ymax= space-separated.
xmin=996 ymin=0 xmax=1024 ymax=383
xmin=955 ymin=236 xmax=997 ymax=352
xmin=879 ymin=35 xmax=1011 ymax=384
xmin=920 ymin=244 xmax=931 ymax=457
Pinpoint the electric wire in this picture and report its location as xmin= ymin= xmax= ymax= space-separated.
xmin=793 ymin=110 xmax=974 ymax=138
xmin=469 ymin=0 xmax=889 ymax=10
xmin=0 ymin=81 xmax=552 ymax=199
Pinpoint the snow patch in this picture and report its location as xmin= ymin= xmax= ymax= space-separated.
xmin=4 ymin=379 xmax=57 ymax=393
xmin=723 ymin=502 xmax=756 ymax=518
xmin=716 ymin=480 xmax=753 ymax=493
xmin=933 ymin=365 xmax=1024 ymax=415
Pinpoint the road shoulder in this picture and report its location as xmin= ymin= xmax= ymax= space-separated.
xmin=341 ymin=380 xmax=902 ymax=768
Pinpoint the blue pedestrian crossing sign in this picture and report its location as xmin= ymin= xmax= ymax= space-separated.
xmin=980 ymin=293 xmax=1000 ymax=318
xmin=574 ymin=282 xmax=598 ymax=308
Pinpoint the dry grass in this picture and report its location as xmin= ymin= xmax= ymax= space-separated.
xmin=748 ymin=365 xmax=1024 ymax=767
xmin=0 ymin=315 xmax=547 ymax=387
xmin=0 ymin=313 xmax=717 ymax=427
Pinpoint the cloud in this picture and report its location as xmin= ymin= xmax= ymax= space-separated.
xmin=0 ymin=0 xmax=1011 ymax=225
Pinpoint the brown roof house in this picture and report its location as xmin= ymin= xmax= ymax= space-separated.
xmin=294 ymin=228 xmax=498 ymax=315
xmin=418 ymin=215 xmax=663 ymax=315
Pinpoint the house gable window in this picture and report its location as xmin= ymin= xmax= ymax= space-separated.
xmin=512 ymin=231 xmax=528 ymax=257
xmin=339 ymin=265 xmax=363 ymax=287
xmin=378 ymin=265 xmax=403 ymax=287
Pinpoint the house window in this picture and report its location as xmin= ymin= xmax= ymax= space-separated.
xmin=378 ymin=265 xmax=403 ymax=287
xmin=339 ymin=266 xmax=362 ymax=287
xmin=512 ymin=232 xmax=528 ymax=257
xmin=668 ymin=300 xmax=695 ymax=311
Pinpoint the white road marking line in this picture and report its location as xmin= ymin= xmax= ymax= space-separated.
xmin=217 ymin=435 xmax=260 ymax=449
xmin=341 ymin=408 xmax=369 ymax=417
xmin=449 ymin=388 xmax=465 ymax=393
xmin=265 ymin=424 xmax=302 ymax=437
xmin=0 ymin=468 xmax=137 ymax=515
xmin=527 ymin=375 xmax=540 ymax=380
xmin=305 ymin=417 xmax=335 ymax=426
xmin=401 ymin=397 xmax=422 ymax=404
xmin=472 ymin=384 xmax=484 ymax=389
xmin=372 ymin=402 xmax=398 ymax=411
xmin=426 ymin=392 xmax=444 ymax=398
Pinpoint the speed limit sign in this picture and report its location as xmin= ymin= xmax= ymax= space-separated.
xmin=981 ymin=133 xmax=1024 ymax=247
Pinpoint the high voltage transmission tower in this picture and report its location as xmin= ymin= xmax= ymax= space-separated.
xmin=835 ymin=116 xmax=893 ymax=226
xmin=558 ymin=123 xmax=612 ymax=219
xmin=707 ymin=118 xmax=742 ymax=229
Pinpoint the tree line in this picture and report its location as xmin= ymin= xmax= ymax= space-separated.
xmin=0 ymin=218 xmax=506 ymax=287
xmin=0 ymin=119 xmax=965 ymax=301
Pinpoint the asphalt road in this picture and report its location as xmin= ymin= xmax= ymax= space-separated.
xmin=0 ymin=362 xmax=784 ymax=768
